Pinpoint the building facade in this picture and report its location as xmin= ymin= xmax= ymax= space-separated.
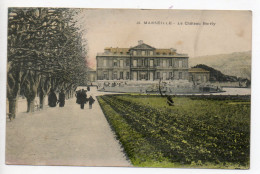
xmin=96 ymin=40 xmax=189 ymax=81
xmin=188 ymin=68 xmax=210 ymax=84
xmin=87 ymin=68 xmax=96 ymax=84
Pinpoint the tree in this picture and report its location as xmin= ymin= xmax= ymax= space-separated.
xmin=7 ymin=8 xmax=88 ymax=117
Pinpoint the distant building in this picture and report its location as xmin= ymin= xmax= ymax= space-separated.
xmin=96 ymin=40 xmax=189 ymax=81
xmin=189 ymin=68 xmax=210 ymax=84
xmin=87 ymin=68 xmax=96 ymax=83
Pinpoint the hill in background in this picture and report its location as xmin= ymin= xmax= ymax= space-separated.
xmin=193 ymin=64 xmax=249 ymax=84
xmin=189 ymin=51 xmax=251 ymax=80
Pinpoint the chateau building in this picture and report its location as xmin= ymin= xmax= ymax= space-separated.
xmin=96 ymin=40 xmax=189 ymax=81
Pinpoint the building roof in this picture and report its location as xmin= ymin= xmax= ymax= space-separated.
xmin=189 ymin=68 xmax=210 ymax=73
xmin=100 ymin=41 xmax=186 ymax=56
xmin=104 ymin=47 xmax=177 ymax=55
xmin=130 ymin=43 xmax=155 ymax=50
xmin=104 ymin=47 xmax=129 ymax=54
xmin=155 ymin=49 xmax=176 ymax=55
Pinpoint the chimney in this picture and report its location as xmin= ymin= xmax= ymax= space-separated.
xmin=138 ymin=40 xmax=143 ymax=45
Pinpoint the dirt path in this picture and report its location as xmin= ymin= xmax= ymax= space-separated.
xmin=6 ymin=87 xmax=131 ymax=166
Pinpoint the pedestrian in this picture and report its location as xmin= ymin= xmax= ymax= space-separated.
xmin=48 ymin=89 xmax=57 ymax=107
xmin=76 ymin=89 xmax=87 ymax=109
xmin=58 ymin=89 xmax=65 ymax=107
xmin=87 ymin=86 xmax=90 ymax=91
xmin=88 ymin=95 xmax=95 ymax=109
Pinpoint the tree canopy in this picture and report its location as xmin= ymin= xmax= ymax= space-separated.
xmin=7 ymin=8 xmax=88 ymax=118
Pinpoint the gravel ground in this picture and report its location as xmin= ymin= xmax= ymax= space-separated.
xmin=5 ymin=87 xmax=131 ymax=167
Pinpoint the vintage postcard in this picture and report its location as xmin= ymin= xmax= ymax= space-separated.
xmin=6 ymin=8 xmax=251 ymax=169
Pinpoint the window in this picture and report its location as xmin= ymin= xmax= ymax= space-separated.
xmin=169 ymin=72 xmax=173 ymax=79
xmin=126 ymin=72 xmax=130 ymax=79
xmin=163 ymin=60 xmax=167 ymax=67
xmin=157 ymin=72 xmax=160 ymax=79
xmin=113 ymin=60 xmax=117 ymax=67
xmin=133 ymin=72 xmax=137 ymax=80
xmin=197 ymin=75 xmax=201 ymax=81
xmin=113 ymin=72 xmax=117 ymax=80
xmin=138 ymin=59 xmax=142 ymax=67
xmin=142 ymin=51 xmax=146 ymax=55
xmin=150 ymin=51 xmax=153 ymax=55
xmin=169 ymin=59 xmax=172 ymax=66
xmin=144 ymin=59 xmax=148 ymax=66
xmin=163 ymin=73 xmax=167 ymax=80
xmin=133 ymin=60 xmax=137 ymax=67
xmin=133 ymin=51 xmax=137 ymax=55
xmin=179 ymin=72 xmax=182 ymax=79
xmin=103 ymin=59 xmax=107 ymax=67
xmin=179 ymin=60 xmax=183 ymax=68
xmin=120 ymin=59 xmax=123 ymax=67
xmin=103 ymin=72 xmax=108 ymax=80
xmin=204 ymin=75 xmax=207 ymax=82
xmin=120 ymin=72 xmax=123 ymax=79
xmin=126 ymin=59 xmax=130 ymax=66
xmin=156 ymin=59 xmax=160 ymax=66
xmin=150 ymin=59 xmax=154 ymax=67
xmin=140 ymin=73 xmax=146 ymax=80
xmin=141 ymin=59 xmax=145 ymax=66
xmin=149 ymin=72 xmax=154 ymax=81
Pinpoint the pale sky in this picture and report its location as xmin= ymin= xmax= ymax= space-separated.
xmin=76 ymin=9 xmax=252 ymax=69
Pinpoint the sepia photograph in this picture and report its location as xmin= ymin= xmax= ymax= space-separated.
xmin=4 ymin=6 xmax=254 ymax=172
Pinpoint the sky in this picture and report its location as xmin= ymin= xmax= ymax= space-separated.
xmin=76 ymin=9 xmax=252 ymax=69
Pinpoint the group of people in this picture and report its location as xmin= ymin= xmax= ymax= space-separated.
xmin=48 ymin=89 xmax=65 ymax=108
xmin=48 ymin=87 xmax=95 ymax=109
xmin=75 ymin=89 xmax=95 ymax=109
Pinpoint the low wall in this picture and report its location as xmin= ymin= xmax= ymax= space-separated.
xmin=211 ymin=81 xmax=248 ymax=88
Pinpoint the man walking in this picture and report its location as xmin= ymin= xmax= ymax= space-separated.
xmin=48 ymin=89 xmax=57 ymax=107
xmin=88 ymin=95 xmax=95 ymax=109
xmin=58 ymin=89 xmax=65 ymax=107
xmin=76 ymin=89 xmax=87 ymax=109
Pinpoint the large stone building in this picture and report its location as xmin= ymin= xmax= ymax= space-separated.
xmin=96 ymin=40 xmax=189 ymax=81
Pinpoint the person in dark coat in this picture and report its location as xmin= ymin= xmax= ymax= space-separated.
xmin=58 ymin=89 xmax=65 ymax=107
xmin=76 ymin=89 xmax=87 ymax=109
xmin=87 ymin=86 xmax=90 ymax=91
xmin=88 ymin=95 xmax=95 ymax=109
xmin=48 ymin=89 xmax=57 ymax=107
xmin=75 ymin=90 xmax=81 ymax=104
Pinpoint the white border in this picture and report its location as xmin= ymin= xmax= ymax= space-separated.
xmin=1 ymin=1 xmax=260 ymax=174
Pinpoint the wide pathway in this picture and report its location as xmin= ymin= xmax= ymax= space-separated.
xmin=6 ymin=87 xmax=131 ymax=166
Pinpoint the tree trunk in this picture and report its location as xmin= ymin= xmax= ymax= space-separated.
xmin=8 ymin=98 xmax=17 ymax=119
xmin=69 ymin=90 xmax=72 ymax=98
xmin=27 ymin=98 xmax=35 ymax=113
xmin=65 ymin=91 xmax=69 ymax=99
xmin=39 ymin=92 xmax=46 ymax=109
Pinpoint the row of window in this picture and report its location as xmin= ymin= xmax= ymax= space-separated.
xmin=111 ymin=51 xmax=174 ymax=56
xmin=101 ymin=71 xmax=184 ymax=80
xmin=133 ymin=50 xmax=154 ymax=56
xmin=101 ymin=59 xmax=185 ymax=68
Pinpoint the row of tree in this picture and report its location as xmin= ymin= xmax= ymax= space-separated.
xmin=7 ymin=8 xmax=88 ymax=120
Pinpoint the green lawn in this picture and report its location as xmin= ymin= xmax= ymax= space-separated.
xmin=97 ymin=94 xmax=250 ymax=169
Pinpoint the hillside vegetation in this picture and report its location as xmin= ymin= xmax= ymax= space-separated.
xmin=190 ymin=51 xmax=251 ymax=80
xmin=193 ymin=64 xmax=249 ymax=83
